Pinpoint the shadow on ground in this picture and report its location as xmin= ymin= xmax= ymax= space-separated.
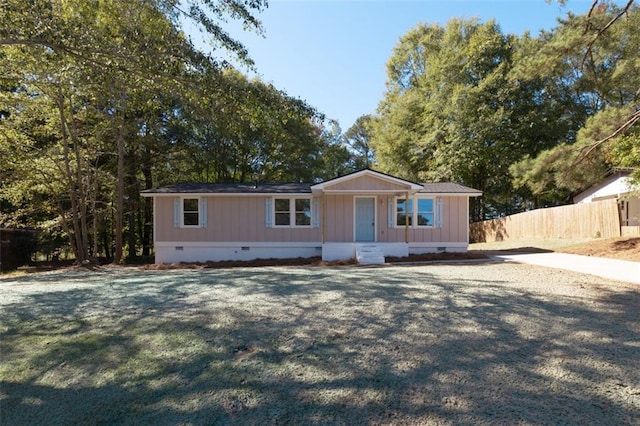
xmin=1 ymin=265 xmax=638 ymax=424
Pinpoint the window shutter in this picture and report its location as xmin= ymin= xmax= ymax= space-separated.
xmin=436 ymin=197 xmax=443 ymax=228
xmin=388 ymin=198 xmax=394 ymax=228
xmin=173 ymin=197 xmax=180 ymax=228
xmin=312 ymin=197 xmax=320 ymax=228
xmin=265 ymin=198 xmax=273 ymax=228
xmin=199 ymin=198 xmax=208 ymax=228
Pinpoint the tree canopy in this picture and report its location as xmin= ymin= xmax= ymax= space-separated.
xmin=0 ymin=0 xmax=362 ymax=263
xmin=2 ymin=1 xmax=638 ymax=263
xmin=509 ymin=3 xmax=640 ymax=199
xmin=370 ymin=2 xmax=639 ymax=221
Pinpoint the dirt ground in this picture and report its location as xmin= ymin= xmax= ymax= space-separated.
xmin=1 ymin=263 xmax=638 ymax=425
xmin=3 ymin=237 xmax=637 ymax=279
xmin=556 ymin=237 xmax=640 ymax=262
xmin=140 ymin=237 xmax=639 ymax=270
xmin=470 ymin=237 xmax=640 ymax=262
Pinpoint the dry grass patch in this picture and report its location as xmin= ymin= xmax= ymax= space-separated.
xmin=556 ymin=237 xmax=640 ymax=262
xmin=1 ymin=265 xmax=639 ymax=424
xmin=471 ymin=237 xmax=640 ymax=262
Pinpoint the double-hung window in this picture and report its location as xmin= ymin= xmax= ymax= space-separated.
xmin=416 ymin=198 xmax=434 ymax=226
xmin=294 ymin=199 xmax=311 ymax=226
xmin=396 ymin=199 xmax=413 ymax=226
xmin=183 ymin=198 xmax=199 ymax=226
xmin=274 ymin=198 xmax=312 ymax=227
xmin=275 ymin=199 xmax=291 ymax=226
xmin=396 ymin=197 xmax=435 ymax=227
xmin=174 ymin=197 xmax=207 ymax=228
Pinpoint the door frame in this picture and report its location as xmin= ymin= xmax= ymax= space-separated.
xmin=353 ymin=196 xmax=377 ymax=242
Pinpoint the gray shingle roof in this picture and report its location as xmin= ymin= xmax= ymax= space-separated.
xmin=142 ymin=181 xmax=481 ymax=195
xmin=141 ymin=182 xmax=312 ymax=194
xmin=418 ymin=182 xmax=482 ymax=194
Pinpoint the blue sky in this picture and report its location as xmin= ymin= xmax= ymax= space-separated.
xmin=217 ymin=0 xmax=602 ymax=131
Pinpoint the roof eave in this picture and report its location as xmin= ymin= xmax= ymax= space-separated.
xmin=311 ymin=169 xmax=423 ymax=192
xmin=140 ymin=192 xmax=312 ymax=197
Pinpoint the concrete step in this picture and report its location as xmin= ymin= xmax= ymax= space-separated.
xmin=356 ymin=245 xmax=385 ymax=265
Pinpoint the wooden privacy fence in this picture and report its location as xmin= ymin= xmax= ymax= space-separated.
xmin=470 ymin=199 xmax=621 ymax=242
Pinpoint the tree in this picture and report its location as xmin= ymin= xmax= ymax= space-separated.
xmin=511 ymin=3 xmax=640 ymax=197
xmin=0 ymin=0 xmax=267 ymax=263
xmin=370 ymin=18 xmax=562 ymax=220
xmin=1 ymin=0 xmax=358 ymax=264
xmin=165 ymin=69 xmax=328 ymax=184
xmin=344 ymin=115 xmax=375 ymax=169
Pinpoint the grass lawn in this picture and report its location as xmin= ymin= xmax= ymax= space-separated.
xmin=1 ymin=264 xmax=639 ymax=425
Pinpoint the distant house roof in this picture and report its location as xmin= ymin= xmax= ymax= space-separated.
xmin=573 ymin=169 xmax=637 ymax=203
xmin=141 ymin=169 xmax=482 ymax=196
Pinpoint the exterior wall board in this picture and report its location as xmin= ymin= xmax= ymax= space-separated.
xmin=378 ymin=197 xmax=467 ymax=243
xmin=324 ymin=194 xmax=354 ymax=242
xmin=152 ymin=190 xmax=473 ymax=262
xmin=155 ymin=196 xmax=321 ymax=243
xmin=156 ymin=195 xmax=469 ymax=244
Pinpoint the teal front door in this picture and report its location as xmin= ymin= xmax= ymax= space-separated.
xmin=355 ymin=197 xmax=375 ymax=242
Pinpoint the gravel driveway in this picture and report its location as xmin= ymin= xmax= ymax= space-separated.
xmin=1 ymin=262 xmax=639 ymax=425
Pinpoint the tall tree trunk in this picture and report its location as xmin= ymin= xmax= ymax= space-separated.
xmin=67 ymin=96 xmax=90 ymax=263
xmin=126 ymin=145 xmax=139 ymax=260
xmin=56 ymin=87 xmax=85 ymax=263
xmin=142 ymin=144 xmax=153 ymax=257
xmin=102 ymin=224 xmax=111 ymax=260
xmin=90 ymin=191 xmax=98 ymax=262
xmin=114 ymin=112 xmax=125 ymax=264
xmin=127 ymin=204 xmax=136 ymax=259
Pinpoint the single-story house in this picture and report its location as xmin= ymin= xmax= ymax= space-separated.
xmin=141 ymin=169 xmax=482 ymax=263
xmin=573 ymin=169 xmax=639 ymax=227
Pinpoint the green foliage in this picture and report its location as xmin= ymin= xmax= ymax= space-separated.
xmin=161 ymin=69 xmax=328 ymax=184
xmin=372 ymin=4 xmax=639 ymax=219
xmin=343 ymin=115 xmax=376 ymax=169
xmin=371 ymin=18 xmax=563 ymax=219
xmin=510 ymin=3 xmax=640 ymax=199
xmin=1 ymin=0 xmax=351 ymax=262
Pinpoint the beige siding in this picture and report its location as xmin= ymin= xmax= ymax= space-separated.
xmin=323 ymin=194 xmax=354 ymax=242
xmin=155 ymin=194 xmax=469 ymax=244
xmin=321 ymin=195 xmax=468 ymax=243
xmin=379 ymin=196 xmax=468 ymax=243
xmin=325 ymin=175 xmax=409 ymax=191
xmin=155 ymin=196 xmax=320 ymax=242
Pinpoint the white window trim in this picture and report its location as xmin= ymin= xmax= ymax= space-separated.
xmin=174 ymin=196 xmax=207 ymax=228
xmin=182 ymin=197 xmax=200 ymax=227
xmin=394 ymin=196 xmax=436 ymax=228
xmin=272 ymin=197 xmax=313 ymax=228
